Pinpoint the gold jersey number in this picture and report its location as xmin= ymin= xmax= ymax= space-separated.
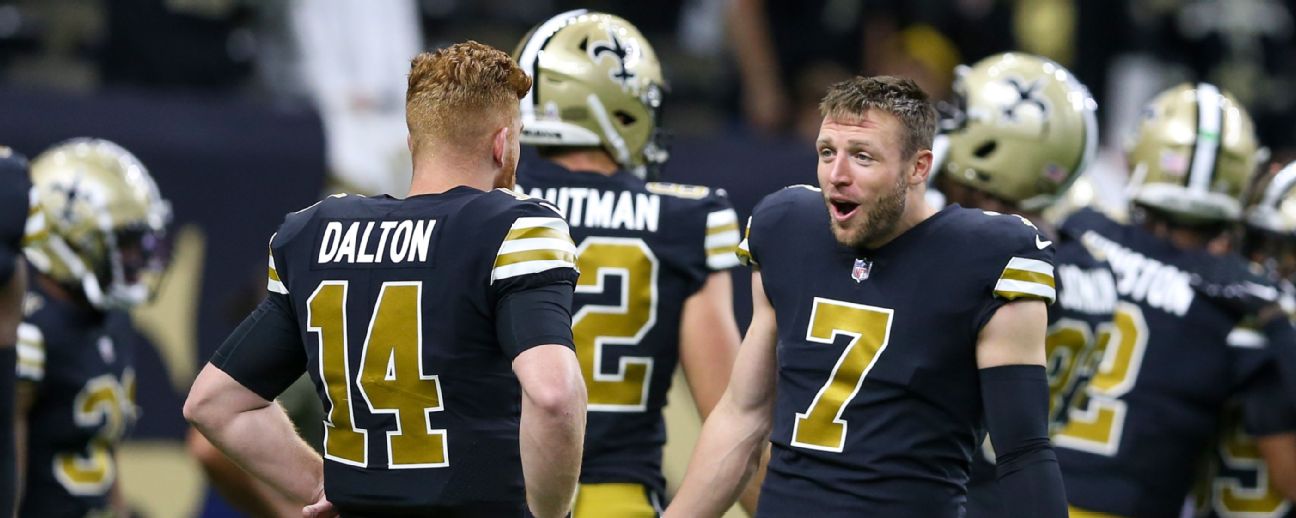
xmin=309 ymin=281 xmax=447 ymax=468
xmin=54 ymin=370 xmax=134 ymax=496
xmin=573 ymin=237 xmax=659 ymax=412
xmin=1053 ymin=302 xmax=1148 ymax=456
xmin=791 ymin=297 xmax=894 ymax=452
xmin=1211 ymin=405 xmax=1291 ymax=517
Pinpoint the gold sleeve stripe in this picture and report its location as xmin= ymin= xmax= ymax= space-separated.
xmin=505 ymin=225 xmax=570 ymax=242
xmin=492 ymin=216 xmax=578 ymax=283
xmin=995 ymin=257 xmax=1055 ymax=302
xmin=16 ymin=323 xmax=44 ymax=381
xmin=707 ymin=222 xmax=739 ymax=235
xmin=999 ymin=268 xmax=1055 ymax=288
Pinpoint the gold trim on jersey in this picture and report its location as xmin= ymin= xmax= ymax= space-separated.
xmin=705 ymin=209 xmax=741 ymax=269
xmin=16 ymin=322 xmax=44 ymax=381
xmin=573 ymin=483 xmax=660 ymax=518
xmin=267 ymin=238 xmax=288 ymax=295
xmin=994 ymin=257 xmax=1056 ymax=302
xmin=491 ymin=217 xmax=578 ymax=283
xmin=1068 ymin=505 xmax=1127 ymax=518
xmin=736 ymin=216 xmax=755 ymax=266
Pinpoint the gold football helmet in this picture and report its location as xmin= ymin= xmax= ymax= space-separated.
xmin=514 ymin=10 xmax=668 ymax=178
xmin=1242 ymin=161 xmax=1296 ymax=279
xmin=1125 ymin=83 xmax=1261 ymax=224
xmin=25 ymin=138 xmax=171 ymax=310
xmin=940 ymin=52 xmax=1098 ymax=212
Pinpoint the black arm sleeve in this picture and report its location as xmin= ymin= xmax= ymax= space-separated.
xmin=210 ymin=293 xmax=306 ymax=401
xmin=980 ymin=365 xmax=1068 ymax=518
xmin=1262 ymin=317 xmax=1296 ymax=407
xmin=495 ymin=280 xmax=575 ymax=360
xmin=1243 ymin=364 xmax=1296 ymax=436
xmin=0 ymin=347 xmax=15 ymax=518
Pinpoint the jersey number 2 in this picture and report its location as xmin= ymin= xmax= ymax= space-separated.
xmin=1053 ymin=302 xmax=1147 ymax=456
xmin=573 ymin=237 xmax=659 ymax=412
xmin=309 ymin=281 xmax=447 ymax=469
xmin=791 ymin=297 xmax=893 ymax=452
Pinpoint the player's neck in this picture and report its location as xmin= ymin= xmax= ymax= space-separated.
xmin=547 ymin=150 xmax=618 ymax=176
xmin=407 ymin=155 xmax=496 ymax=196
xmin=864 ymin=190 xmax=938 ymax=249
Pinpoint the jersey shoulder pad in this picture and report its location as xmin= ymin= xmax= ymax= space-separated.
xmin=484 ymin=192 xmax=576 ymax=285
xmin=962 ymin=209 xmax=1057 ymax=304
xmin=271 ymin=193 xmax=354 ymax=248
xmin=1059 ymin=207 xmax=1120 ymax=241
xmin=655 ymin=184 xmax=742 ymax=271
xmin=738 ymin=185 xmax=822 ymax=266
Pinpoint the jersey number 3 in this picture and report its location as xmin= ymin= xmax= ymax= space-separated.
xmin=309 ymin=281 xmax=447 ymax=469
xmin=792 ymin=297 xmax=893 ymax=452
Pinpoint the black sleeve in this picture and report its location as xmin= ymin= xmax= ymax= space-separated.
xmin=0 ymin=156 xmax=29 ymax=285
xmin=210 ymin=293 xmax=306 ymax=401
xmin=1261 ymin=317 xmax=1296 ymax=407
xmin=1243 ymin=363 xmax=1296 ymax=436
xmin=980 ymin=365 xmax=1069 ymax=518
xmin=495 ymin=277 xmax=576 ymax=360
xmin=0 ymin=347 xmax=15 ymax=518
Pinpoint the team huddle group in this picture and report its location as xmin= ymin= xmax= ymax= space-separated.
xmin=2 ymin=8 xmax=1295 ymax=518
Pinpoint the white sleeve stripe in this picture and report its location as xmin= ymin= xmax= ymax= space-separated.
xmin=17 ymin=364 xmax=42 ymax=380
xmin=496 ymin=238 xmax=579 ymax=256
xmin=1227 ymin=328 xmax=1267 ymax=349
xmin=268 ymin=279 xmax=288 ymax=294
xmin=705 ymin=231 xmax=741 ymax=249
xmin=994 ymin=279 xmax=1057 ymax=300
xmin=706 ymin=209 xmax=738 ymax=228
xmin=491 ymin=259 xmax=577 ymax=283
xmin=17 ymin=323 xmax=41 ymax=343
xmin=17 ymin=343 xmax=43 ymax=361
xmin=509 ymin=217 xmax=570 ymax=230
xmin=1006 ymin=257 xmax=1054 ymax=276
xmin=707 ymin=254 xmax=740 ymax=269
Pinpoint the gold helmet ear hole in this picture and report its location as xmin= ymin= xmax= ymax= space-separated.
xmin=614 ymin=111 xmax=636 ymax=125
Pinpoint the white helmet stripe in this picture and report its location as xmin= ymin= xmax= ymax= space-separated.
xmin=1188 ymin=83 xmax=1223 ymax=194
xmin=517 ymin=9 xmax=588 ymax=120
xmin=1264 ymin=161 xmax=1296 ymax=209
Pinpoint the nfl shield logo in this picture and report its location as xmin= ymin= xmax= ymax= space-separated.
xmin=851 ymin=258 xmax=872 ymax=283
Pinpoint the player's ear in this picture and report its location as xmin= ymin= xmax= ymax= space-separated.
xmin=910 ymin=149 xmax=934 ymax=186
xmin=492 ymin=126 xmax=510 ymax=167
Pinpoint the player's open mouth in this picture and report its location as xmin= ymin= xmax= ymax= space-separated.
xmin=829 ymin=199 xmax=859 ymax=220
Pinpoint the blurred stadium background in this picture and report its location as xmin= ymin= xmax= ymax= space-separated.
xmin=0 ymin=0 xmax=1293 ymax=516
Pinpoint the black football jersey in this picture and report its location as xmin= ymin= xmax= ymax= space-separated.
xmin=263 ymin=188 xmax=578 ymax=514
xmin=515 ymin=160 xmax=741 ymax=494
xmin=965 ymin=218 xmax=1118 ymax=517
xmin=1054 ymin=208 xmax=1275 ymax=517
xmin=740 ymin=186 xmax=1056 ymax=517
xmin=16 ymin=277 xmax=137 ymax=518
xmin=1198 ymin=285 xmax=1296 ymax=518
xmin=0 ymin=148 xmax=41 ymax=284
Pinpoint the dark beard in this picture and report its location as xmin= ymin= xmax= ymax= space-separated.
xmin=836 ymin=172 xmax=908 ymax=250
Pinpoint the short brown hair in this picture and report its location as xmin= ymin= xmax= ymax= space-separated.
xmin=406 ymin=41 xmax=532 ymax=148
xmin=819 ymin=76 xmax=937 ymax=159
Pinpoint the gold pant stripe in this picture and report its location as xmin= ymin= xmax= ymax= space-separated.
xmin=1068 ymin=505 xmax=1127 ymax=518
xmin=573 ymin=483 xmax=659 ymax=518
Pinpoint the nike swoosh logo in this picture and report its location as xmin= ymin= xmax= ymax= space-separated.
xmin=1036 ymin=235 xmax=1053 ymax=249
